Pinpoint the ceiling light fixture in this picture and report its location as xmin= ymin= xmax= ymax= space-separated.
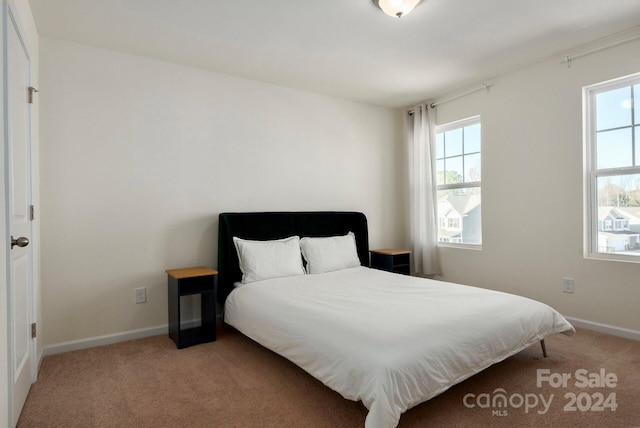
xmin=373 ymin=0 xmax=423 ymax=18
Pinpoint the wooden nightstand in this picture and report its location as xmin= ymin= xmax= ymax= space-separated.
xmin=166 ymin=266 xmax=218 ymax=349
xmin=370 ymin=249 xmax=411 ymax=275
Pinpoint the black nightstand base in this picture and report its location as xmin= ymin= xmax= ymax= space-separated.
xmin=166 ymin=267 xmax=218 ymax=349
xmin=370 ymin=249 xmax=411 ymax=275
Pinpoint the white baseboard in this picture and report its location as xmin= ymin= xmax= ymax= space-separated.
xmin=42 ymin=313 xmax=224 ymax=359
xmin=42 ymin=324 xmax=170 ymax=358
xmin=565 ymin=316 xmax=640 ymax=341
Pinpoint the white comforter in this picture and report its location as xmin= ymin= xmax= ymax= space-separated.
xmin=224 ymin=267 xmax=574 ymax=428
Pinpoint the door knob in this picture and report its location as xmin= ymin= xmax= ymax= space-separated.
xmin=11 ymin=236 xmax=29 ymax=249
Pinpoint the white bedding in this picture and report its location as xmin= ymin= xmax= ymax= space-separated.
xmin=224 ymin=266 xmax=574 ymax=428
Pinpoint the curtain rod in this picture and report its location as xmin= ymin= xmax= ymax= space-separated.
xmin=407 ymin=83 xmax=493 ymax=115
xmin=559 ymin=28 xmax=640 ymax=66
xmin=430 ymin=83 xmax=492 ymax=108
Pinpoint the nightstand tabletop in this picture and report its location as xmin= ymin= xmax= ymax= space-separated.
xmin=370 ymin=249 xmax=411 ymax=256
xmin=166 ymin=266 xmax=218 ymax=279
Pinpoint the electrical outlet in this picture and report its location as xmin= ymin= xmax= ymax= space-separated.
xmin=562 ymin=278 xmax=574 ymax=294
xmin=135 ymin=287 xmax=147 ymax=304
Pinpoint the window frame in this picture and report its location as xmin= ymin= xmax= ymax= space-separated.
xmin=584 ymin=72 xmax=640 ymax=263
xmin=435 ymin=115 xmax=482 ymax=249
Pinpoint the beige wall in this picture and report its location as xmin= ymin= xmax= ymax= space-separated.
xmin=37 ymin=19 xmax=640 ymax=352
xmin=434 ymin=38 xmax=640 ymax=333
xmin=39 ymin=38 xmax=406 ymax=347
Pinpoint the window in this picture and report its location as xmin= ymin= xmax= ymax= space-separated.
xmin=584 ymin=73 xmax=640 ymax=262
xmin=436 ymin=116 xmax=482 ymax=246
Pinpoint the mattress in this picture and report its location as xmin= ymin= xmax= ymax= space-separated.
xmin=224 ymin=266 xmax=574 ymax=428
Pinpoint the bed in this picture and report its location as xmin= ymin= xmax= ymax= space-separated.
xmin=218 ymin=211 xmax=574 ymax=428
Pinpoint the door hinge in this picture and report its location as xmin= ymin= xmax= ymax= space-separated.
xmin=31 ymin=323 xmax=37 ymax=338
xmin=30 ymin=204 xmax=35 ymax=221
xmin=28 ymin=86 xmax=39 ymax=104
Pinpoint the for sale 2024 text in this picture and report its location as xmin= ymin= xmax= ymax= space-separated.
xmin=537 ymin=368 xmax=618 ymax=412
xmin=463 ymin=368 xmax=618 ymax=416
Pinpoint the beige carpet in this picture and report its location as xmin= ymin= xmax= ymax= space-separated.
xmin=18 ymin=325 xmax=640 ymax=427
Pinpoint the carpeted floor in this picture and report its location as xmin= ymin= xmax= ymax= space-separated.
xmin=18 ymin=325 xmax=640 ymax=427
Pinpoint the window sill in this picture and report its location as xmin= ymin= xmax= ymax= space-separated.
xmin=438 ymin=243 xmax=482 ymax=251
xmin=585 ymin=252 xmax=640 ymax=264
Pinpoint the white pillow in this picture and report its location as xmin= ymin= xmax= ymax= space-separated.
xmin=233 ymin=236 xmax=305 ymax=284
xmin=300 ymin=232 xmax=361 ymax=274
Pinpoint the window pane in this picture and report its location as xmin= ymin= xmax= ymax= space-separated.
xmin=436 ymin=159 xmax=444 ymax=185
xmin=436 ymin=133 xmax=444 ymax=159
xmin=636 ymin=126 xmax=640 ymax=166
xmin=464 ymin=123 xmax=481 ymax=153
xmin=445 ymin=128 xmax=463 ymax=157
xmin=444 ymin=156 xmax=463 ymax=184
xmin=437 ymin=187 xmax=482 ymax=245
xmin=596 ymin=87 xmax=632 ymax=131
xmin=596 ymin=128 xmax=632 ymax=169
xmin=596 ymin=174 xmax=640 ymax=257
xmin=635 ymin=84 xmax=640 ymax=125
xmin=464 ymin=153 xmax=481 ymax=182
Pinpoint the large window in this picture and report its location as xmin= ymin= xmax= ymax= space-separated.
xmin=584 ymin=73 xmax=640 ymax=262
xmin=436 ymin=116 xmax=482 ymax=246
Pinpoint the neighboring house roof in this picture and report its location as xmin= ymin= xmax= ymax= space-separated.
xmin=439 ymin=194 xmax=481 ymax=217
xmin=437 ymin=201 xmax=454 ymax=218
xmin=598 ymin=207 xmax=624 ymax=220
xmin=613 ymin=207 xmax=640 ymax=222
xmin=599 ymin=206 xmax=640 ymax=218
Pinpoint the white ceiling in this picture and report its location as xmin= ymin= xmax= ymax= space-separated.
xmin=29 ymin=0 xmax=640 ymax=108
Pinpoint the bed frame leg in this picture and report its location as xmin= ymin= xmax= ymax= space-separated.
xmin=540 ymin=339 xmax=548 ymax=358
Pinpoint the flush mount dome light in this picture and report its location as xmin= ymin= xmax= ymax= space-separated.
xmin=373 ymin=0 xmax=423 ymax=18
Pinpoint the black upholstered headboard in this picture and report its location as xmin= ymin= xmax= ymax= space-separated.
xmin=217 ymin=211 xmax=369 ymax=305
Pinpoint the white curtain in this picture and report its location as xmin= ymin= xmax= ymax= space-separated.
xmin=406 ymin=103 xmax=441 ymax=276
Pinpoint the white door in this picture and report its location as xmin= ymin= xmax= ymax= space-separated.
xmin=6 ymin=6 xmax=34 ymax=426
